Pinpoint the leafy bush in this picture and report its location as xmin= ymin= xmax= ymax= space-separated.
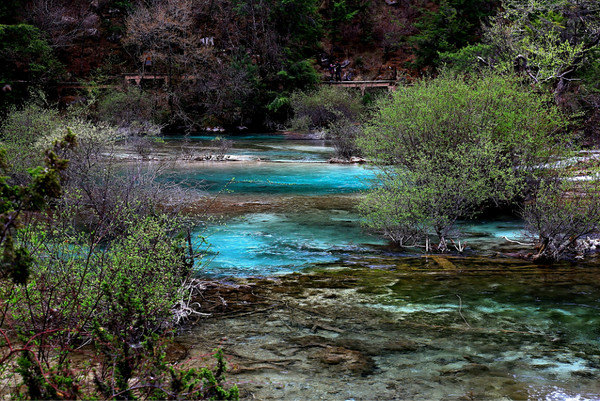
xmin=289 ymin=85 xmax=364 ymax=130
xmin=326 ymin=118 xmax=362 ymax=159
xmin=358 ymin=72 xmax=569 ymax=251
xmin=439 ymin=43 xmax=494 ymax=73
xmin=8 ymin=214 xmax=189 ymax=342
xmin=96 ymin=87 xmax=162 ymax=136
xmin=0 ymin=208 xmax=230 ymax=399
xmin=359 ymin=72 xmax=568 ymax=168
xmin=0 ymin=102 xmax=63 ymax=180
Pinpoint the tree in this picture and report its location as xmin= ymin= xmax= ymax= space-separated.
xmin=452 ymin=0 xmax=600 ymax=91
xmin=438 ymin=0 xmax=600 ymax=143
xmin=411 ymin=0 xmax=498 ymax=69
xmin=26 ymin=0 xmax=96 ymax=49
xmin=0 ymin=24 xmax=62 ymax=112
xmin=123 ymin=0 xmax=262 ymax=128
xmin=124 ymin=0 xmax=197 ymax=77
xmin=357 ymin=72 xmax=568 ymax=251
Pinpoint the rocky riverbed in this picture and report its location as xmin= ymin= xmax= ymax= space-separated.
xmin=176 ymin=258 xmax=600 ymax=400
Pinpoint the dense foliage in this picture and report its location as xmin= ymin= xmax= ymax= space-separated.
xmin=0 ymin=24 xmax=62 ymax=112
xmin=358 ymin=72 xmax=569 ymax=251
xmin=0 ymin=104 xmax=238 ymax=399
xmin=411 ymin=0 xmax=498 ymax=69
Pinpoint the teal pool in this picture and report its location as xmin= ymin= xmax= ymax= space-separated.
xmin=167 ymin=162 xmax=376 ymax=195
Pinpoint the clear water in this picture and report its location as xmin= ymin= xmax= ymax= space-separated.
xmin=184 ymin=262 xmax=600 ymax=400
xmin=166 ymin=162 xmax=376 ymax=195
xmin=151 ymin=134 xmax=600 ymax=400
xmin=159 ymin=133 xmax=334 ymax=162
xmin=148 ymin=134 xmax=527 ymax=275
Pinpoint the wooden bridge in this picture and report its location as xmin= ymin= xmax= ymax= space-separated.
xmin=122 ymin=73 xmax=198 ymax=86
xmin=22 ymin=76 xmax=403 ymax=105
xmin=323 ymin=80 xmax=398 ymax=95
xmin=123 ymin=73 xmax=170 ymax=86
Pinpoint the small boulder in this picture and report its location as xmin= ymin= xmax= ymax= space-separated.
xmin=317 ymin=345 xmax=375 ymax=375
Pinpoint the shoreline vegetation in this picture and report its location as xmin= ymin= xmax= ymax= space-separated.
xmin=1 ymin=0 xmax=599 ymax=398
xmin=0 ymin=97 xmax=599 ymax=398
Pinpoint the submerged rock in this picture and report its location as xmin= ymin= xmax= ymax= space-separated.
xmin=380 ymin=339 xmax=419 ymax=353
xmin=440 ymin=363 xmax=490 ymax=376
xmin=315 ymin=346 xmax=375 ymax=375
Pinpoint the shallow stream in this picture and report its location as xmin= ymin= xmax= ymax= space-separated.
xmin=151 ymin=134 xmax=599 ymax=400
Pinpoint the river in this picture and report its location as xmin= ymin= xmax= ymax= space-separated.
xmin=148 ymin=134 xmax=599 ymax=400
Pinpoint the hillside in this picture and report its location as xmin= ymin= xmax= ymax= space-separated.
xmin=0 ymin=0 xmax=497 ymax=129
xmin=1 ymin=0 xmax=598 ymax=139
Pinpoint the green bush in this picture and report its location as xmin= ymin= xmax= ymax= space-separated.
xmin=439 ymin=43 xmax=494 ymax=73
xmin=0 ymin=102 xmax=122 ymax=182
xmin=359 ymin=72 xmax=568 ymax=168
xmin=8 ymin=214 xmax=190 ymax=342
xmin=358 ymin=72 xmax=569 ymax=251
xmin=0 ymin=102 xmax=63 ymax=178
xmin=96 ymin=87 xmax=162 ymax=135
xmin=0 ymin=210 xmax=232 ymax=399
xmin=326 ymin=118 xmax=362 ymax=159
xmin=289 ymin=85 xmax=364 ymax=130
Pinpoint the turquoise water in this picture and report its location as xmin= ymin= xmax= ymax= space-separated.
xmin=168 ymin=162 xmax=376 ymax=195
xmin=151 ymin=134 xmax=529 ymax=276
xmin=199 ymin=210 xmax=385 ymax=277
xmin=156 ymin=134 xmax=600 ymax=400
xmin=158 ymin=134 xmax=384 ymax=275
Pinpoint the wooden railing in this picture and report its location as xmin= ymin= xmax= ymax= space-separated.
xmin=322 ymin=80 xmax=398 ymax=94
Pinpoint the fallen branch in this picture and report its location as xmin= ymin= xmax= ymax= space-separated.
xmin=503 ymin=236 xmax=534 ymax=246
xmin=456 ymin=295 xmax=471 ymax=328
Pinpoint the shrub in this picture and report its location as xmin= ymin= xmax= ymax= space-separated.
xmin=96 ymin=87 xmax=163 ymax=136
xmin=358 ymin=72 xmax=569 ymax=251
xmin=7 ymin=214 xmax=191 ymax=346
xmin=326 ymin=118 xmax=362 ymax=159
xmin=0 ymin=102 xmax=63 ymax=180
xmin=288 ymin=85 xmax=364 ymax=130
xmin=0 ymin=211 xmax=226 ymax=399
xmin=0 ymin=103 xmax=234 ymax=400
xmin=523 ymin=175 xmax=600 ymax=262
